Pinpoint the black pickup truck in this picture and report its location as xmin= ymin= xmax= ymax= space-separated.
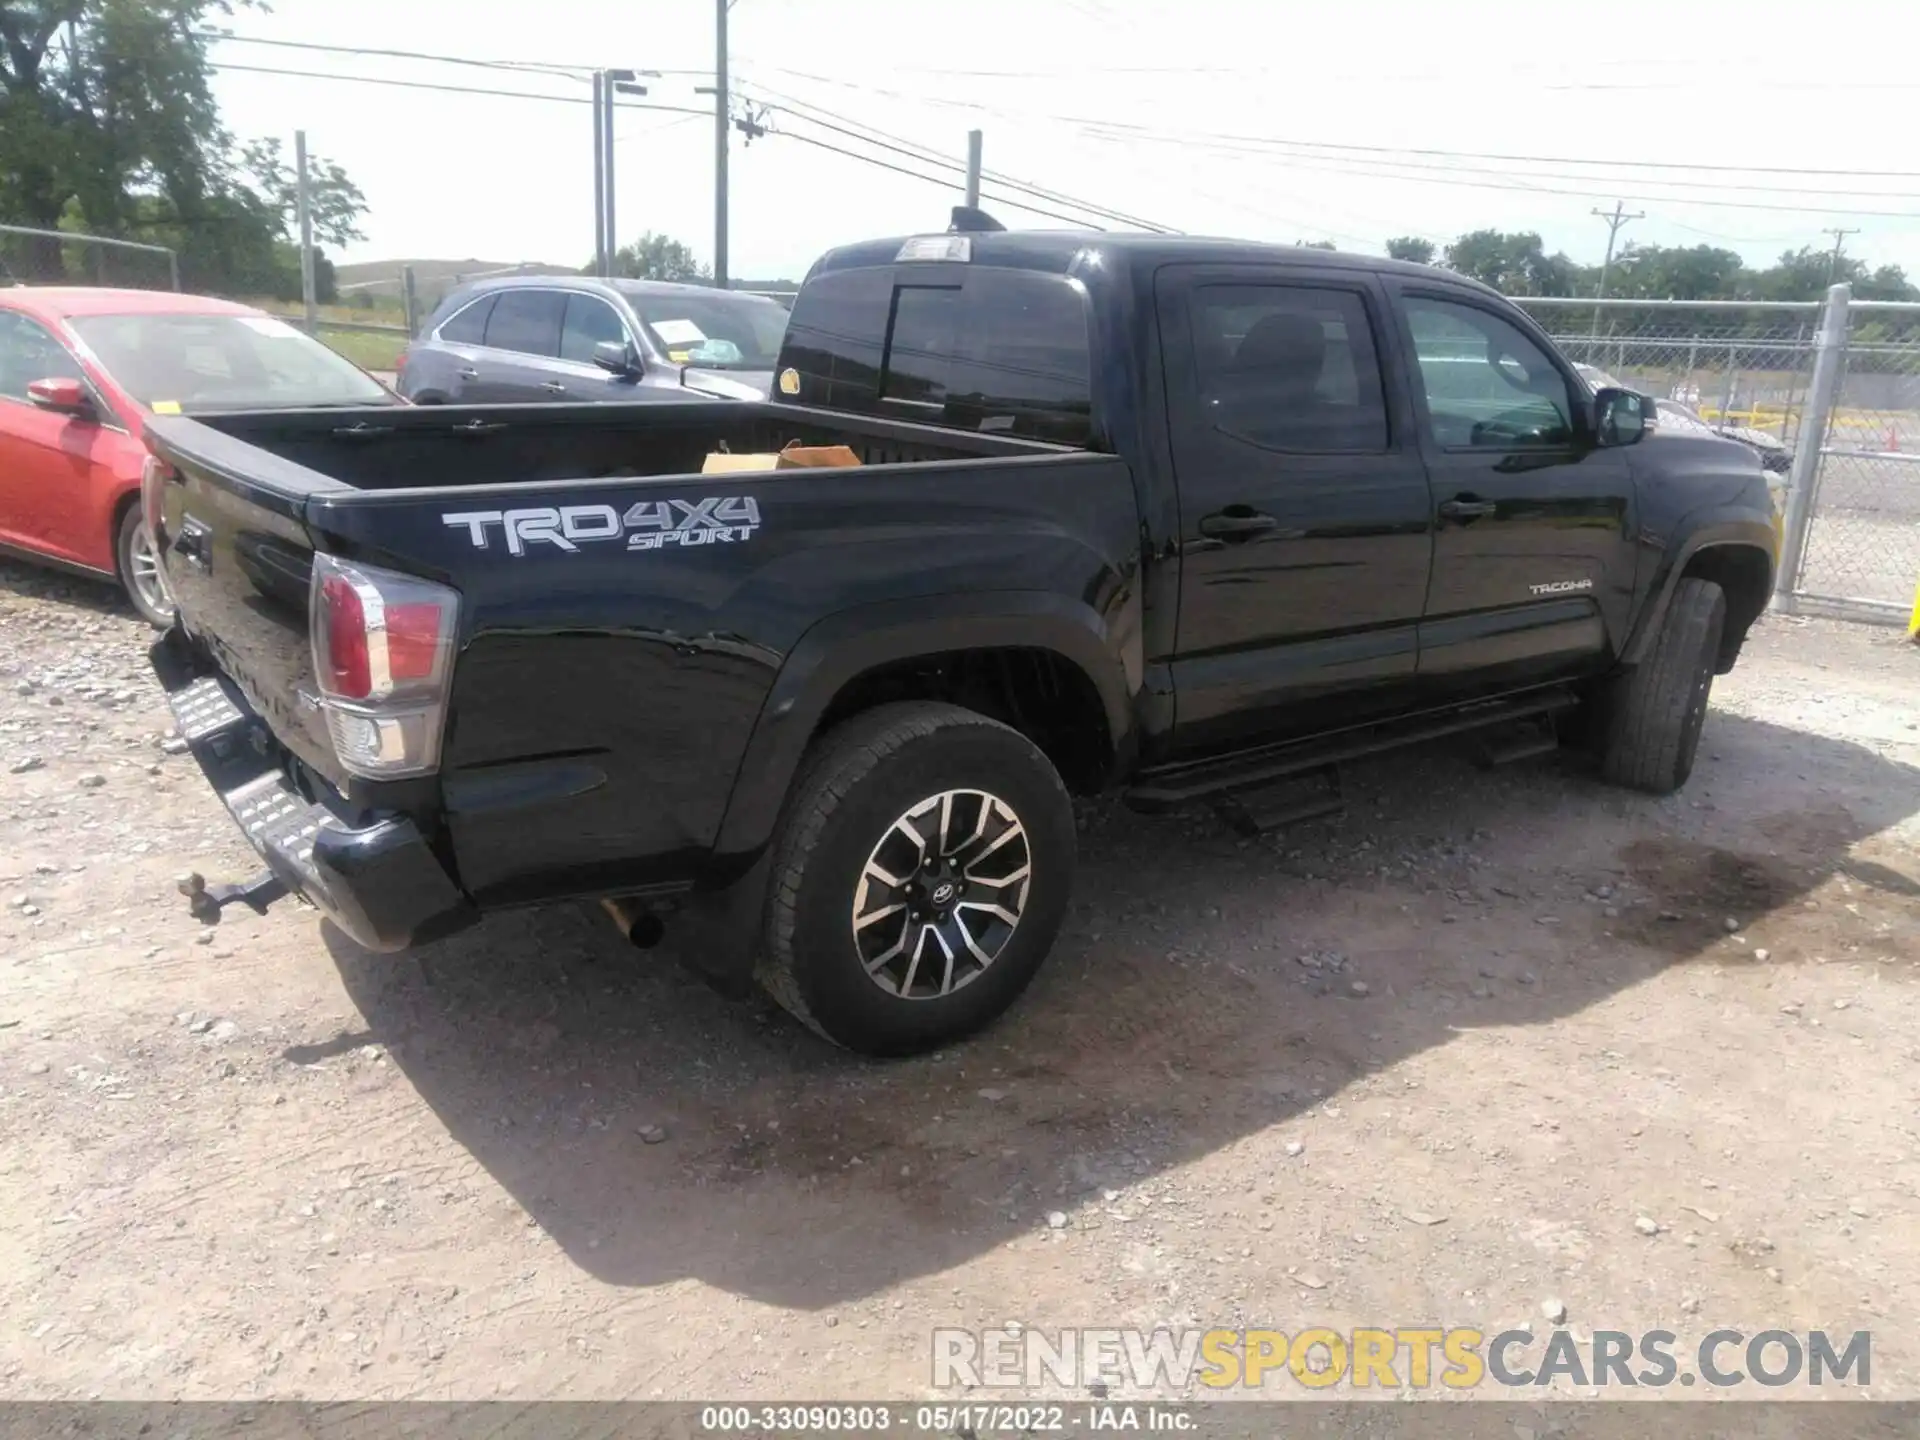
xmin=141 ymin=224 xmax=1778 ymax=1055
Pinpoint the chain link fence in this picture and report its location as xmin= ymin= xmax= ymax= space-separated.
xmin=0 ymin=225 xmax=180 ymax=291
xmin=1522 ymin=294 xmax=1920 ymax=623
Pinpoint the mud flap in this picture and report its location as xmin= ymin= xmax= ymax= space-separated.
xmin=660 ymin=851 xmax=774 ymax=1000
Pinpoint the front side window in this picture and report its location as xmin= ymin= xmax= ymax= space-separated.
xmin=1187 ymin=284 xmax=1389 ymax=452
xmin=625 ymin=290 xmax=788 ymax=369
xmin=1405 ymin=297 xmax=1574 ymax=448
xmin=67 ymin=312 xmax=392 ymax=411
xmin=0 ymin=311 xmax=84 ymax=400
xmin=559 ymin=294 xmax=630 ymax=363
xmin=483 ymin=289 xmax=566 ymax=357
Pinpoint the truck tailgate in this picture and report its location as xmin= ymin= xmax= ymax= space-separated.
xmin=144 ymin=415 xmax=344 ymax=788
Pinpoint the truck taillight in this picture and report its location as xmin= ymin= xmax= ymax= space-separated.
xmin=309 ymin=553 xmax=460 ymax=778
xmin=140 ymin=454 xmax=168 ymax=543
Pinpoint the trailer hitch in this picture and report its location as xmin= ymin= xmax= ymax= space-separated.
xmin=177 ymin=869 xmax=288 ymax=925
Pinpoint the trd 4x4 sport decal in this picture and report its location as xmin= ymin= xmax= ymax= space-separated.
xmin=441 ymin=497 xmax=761 ymax=557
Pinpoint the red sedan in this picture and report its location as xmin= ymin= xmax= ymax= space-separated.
xmin=0 ymin=287 xmax=399 ymax=626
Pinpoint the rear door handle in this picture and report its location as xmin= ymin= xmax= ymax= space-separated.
xmin=1439 ymin=497 xmax=1498 ymax=521
xmin=456 ymin=367 xmax=480 ymax=380
xmin=1198 ymin=509 xmax=1280 ymax=539
xmin=540 ymin=381 xmax=567 ymax=394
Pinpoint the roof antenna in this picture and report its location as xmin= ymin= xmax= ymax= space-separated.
xmin=949 ymin=205 xmax=1005 ymax=234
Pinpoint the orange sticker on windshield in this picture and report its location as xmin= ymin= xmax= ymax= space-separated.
xmin=668 ymin=349 xmax=692 ymax=363
xmin=151 ymin=400 xmax=182 ymax=414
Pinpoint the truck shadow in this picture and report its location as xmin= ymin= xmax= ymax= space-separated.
xmin=316 ymin=710 xmax=1920 ymax=1308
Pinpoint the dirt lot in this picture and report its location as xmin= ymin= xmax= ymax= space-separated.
xmin=2 ymin=557 xmax=1917 ymax=1403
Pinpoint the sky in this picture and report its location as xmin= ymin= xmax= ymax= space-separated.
xmin=204 ymin=0 xmax=1920 ymax=284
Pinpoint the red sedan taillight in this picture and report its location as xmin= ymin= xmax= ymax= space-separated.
xmin=309 ymin=553 xmax=460 ymax=778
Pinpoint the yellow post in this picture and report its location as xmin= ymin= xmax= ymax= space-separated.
xmin=1909 ymin=574 xmax=1920 ymax=642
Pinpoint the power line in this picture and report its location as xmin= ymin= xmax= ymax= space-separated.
xmin=196 ymin=30 xmax=595 ymax=78
xmin=1061 ymin=121 xmax=1920 ymax=202
xmin=737 ymin=88 xmax=1177 ymax=233
xmin=753 ymin=68 xmax=1920 ymax=181
xmin=207 ymin=61 xmax=710 ymax=115
xmin=1056 ymin=128 xmax=1920 ymax=218
xmin=734 ymin=81 xmax=1178 ymax=232
xmin=196 ymin=30 xmax=717 ymax=81
xmin=202 ymin=47 xmax=1164 ymax=236
xmin=771 ymin=131 xmax=1104 ymax=229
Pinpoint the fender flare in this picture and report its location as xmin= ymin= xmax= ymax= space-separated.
xmin=1621 ymin=516 xmax=1777 ymax=667
xmin=710 ymin=590 xmax=1136 ymax=862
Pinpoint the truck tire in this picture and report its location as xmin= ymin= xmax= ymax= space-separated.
xmin=1595 ymin=576 xmax=1726 ymax=795
xmin=759 ymin=701 xmax=1076 ymax=1056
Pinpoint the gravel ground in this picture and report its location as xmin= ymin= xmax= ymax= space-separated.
xmin=2 ymin=555 xmax=1917 ymax=1402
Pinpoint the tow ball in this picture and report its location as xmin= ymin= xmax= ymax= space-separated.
xmin=177 ymin=869 xmax=288 ymax=925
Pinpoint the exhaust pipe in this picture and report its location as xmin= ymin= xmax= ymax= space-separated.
xmin=600 ymin=896 xmax=665 ymax=950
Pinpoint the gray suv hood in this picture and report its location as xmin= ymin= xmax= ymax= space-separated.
xmin=678 ymin=366 xmax=773 ymax=401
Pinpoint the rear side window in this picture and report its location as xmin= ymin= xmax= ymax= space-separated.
xmin=783 ymin=266 xmax=1092 ymax=444
xmin=1187 ymin=284 xmax=1389 ymax=452
xmin=437 ymin=295 xmax=494 ymax=345
xmin=483 ymin=290 xmax=565 ymax=357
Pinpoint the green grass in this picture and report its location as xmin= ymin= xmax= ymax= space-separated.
xmin=317 ymin=327 xmax=405 ymax=372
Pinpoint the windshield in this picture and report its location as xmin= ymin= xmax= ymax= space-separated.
xmin=69 ymin=312 xmax=395 ymax=411
xmin=627 ymin=291 xmax=788 ymax=370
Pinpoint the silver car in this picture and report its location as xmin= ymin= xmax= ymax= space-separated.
xmin=396 ymin=277 xmax=789 ymax=405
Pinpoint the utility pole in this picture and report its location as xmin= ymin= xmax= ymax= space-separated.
xmin=1823 ymin=227 xmax=1859 ymax=283
xmin=602 ymin=71 xmax=620 ymax=271
xmin=593 ymin=69 xmax=648 ymax=277
xmin=591 ymin=72 xmax=607 ymax=276
xmin=713 ymin=0 xmax=730 ymax=289
xmin=965 ymin=129 xmax=983 ymax=209
xmin=294 ymin=129 xmax=317 ymax=333
xmin=1589 ymin=201 xmax=1643 ymax=335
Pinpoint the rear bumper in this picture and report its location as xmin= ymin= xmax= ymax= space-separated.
xmin=151 ymin=637 xmax=476 ymax=952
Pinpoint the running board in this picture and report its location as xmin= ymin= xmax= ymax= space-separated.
xmin=1211 ymin=767 xmax=1345 ymax=837
xmin=1124 ymin=687 xmax=1580 ymax=812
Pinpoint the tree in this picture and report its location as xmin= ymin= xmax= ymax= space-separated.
xmin=1605 ymin=242 xmax=1745 ymax=301
xmin=1294 ymin=239 xmax=1336 ymax=251
xmin=607 ymin=232 xmax=708 ymax=282
xmin=1443 ymin=229 xmax=1586 ymax=297
xmin=235 ymin=137 xmax=367 ymax=249
xmin=1385 ymin=235 xmax=1435 ymax=265
xmin=0 ymin=1 xmax=367 ymax=289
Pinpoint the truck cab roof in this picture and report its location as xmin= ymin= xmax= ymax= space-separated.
xmin=808 ymin=229 xmax=1497 ymax=296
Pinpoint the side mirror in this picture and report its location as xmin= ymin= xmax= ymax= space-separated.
xmin=1592 ymin=386 xmax=1647 ymax=447
xmin=27 ymin=376 xmax=94 ymax=418
xmin=591 ymin=340 xmax=642 ymax=378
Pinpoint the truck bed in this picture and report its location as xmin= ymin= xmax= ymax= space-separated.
xmin=150 ymin=399 xmax=1066 ymax=496
xmin=142 ymin=401 xmax=1140 ymax=935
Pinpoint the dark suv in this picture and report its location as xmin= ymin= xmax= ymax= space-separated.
xmin=396 ymin=276 xmax=790 ymax=406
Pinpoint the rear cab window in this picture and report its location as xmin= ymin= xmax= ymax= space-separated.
xmin=781 ymin=263 xmax=1093 ymax=445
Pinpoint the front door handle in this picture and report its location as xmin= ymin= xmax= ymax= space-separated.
xmin=1439 ymin=497 xmax=1499 ymax=521
xmin=540 ymin=381 xmax=567 ymax=394
xmin=456 ymin=367 xmax=480 ymax=380
xmin=1198 ymin=508 xmax=1280 ymax=540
